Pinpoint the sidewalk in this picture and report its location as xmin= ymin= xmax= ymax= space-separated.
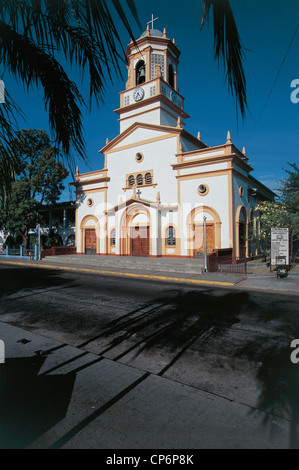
xmin=0 ymin=255 xmax=298 ymax=449
xmin=0 ymin=321 xmax=293 ymax=449
xmin=0 ymin=255 xmax=299 ymax=295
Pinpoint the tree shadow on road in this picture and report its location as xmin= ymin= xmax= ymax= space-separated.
xmin=255 ymin=345 xmax=299 ymax=449
xmin=97 ymin=287 xmax=299 ymax=448
xmin=0 ymin=266 xmax=75 ymax=299
xmin=236 ymin=339 xmax=299 ymax=449
xmin=98 ymin=288 xmax=256 ymax=368
xmin=0 ymin=351 xmax=76 ymax=449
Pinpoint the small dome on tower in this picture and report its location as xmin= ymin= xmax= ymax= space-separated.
xmin=140 ymin=29 xmax=163 ymax=38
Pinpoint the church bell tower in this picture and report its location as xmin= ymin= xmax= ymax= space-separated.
xmin=114 ymin=19 xmax=190 ymax=132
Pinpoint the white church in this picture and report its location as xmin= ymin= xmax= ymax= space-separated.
xmin=74 ymin=22 xmax=275 ymax=259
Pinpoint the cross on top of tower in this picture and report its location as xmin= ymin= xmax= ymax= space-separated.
xmin=147 ymin=14 xmax=158 ymax=30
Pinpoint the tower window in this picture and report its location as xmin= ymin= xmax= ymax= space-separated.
xmin=151 ymin=54 xmax=165 ymax=79
xmin=137 ymin=174 xmax=143 ymax=185
xmin=166 ymin=226 xmax=176 ymax=246
xmin=136 ymin=60 xmax=146 ymax=85
xmin=125 ymin=170 xmax=155 ymax=190
xmin=145 ymin=172 xmax=152 ymax=184
xmin=128 ymin=175 xmax=135 ymax=187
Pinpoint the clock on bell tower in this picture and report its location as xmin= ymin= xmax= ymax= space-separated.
xmin=114 ymin=20 xmax=190 ymax=132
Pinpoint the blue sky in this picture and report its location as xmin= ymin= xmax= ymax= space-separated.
xmin=4 ymin=0 xmax=299 ymax=201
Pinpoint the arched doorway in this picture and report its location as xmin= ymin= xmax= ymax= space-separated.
xmin=186 ymin=206 xmax=221 ymax=257
xmin=80 ymin=215 xmax=100 ymax=254
xmin=236 ymin=206 xmax=247 ymax=258
xmin=119 ymin=204 xmax=151 ymax=256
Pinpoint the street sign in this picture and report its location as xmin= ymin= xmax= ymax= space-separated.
xmin=271 ymin=228 xmax=289 ymax=266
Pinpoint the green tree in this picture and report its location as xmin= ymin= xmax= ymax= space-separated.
xmin=0 ymin=129 xmax=69 ymax=247
xmin=278 ymin=162 xmax=299 ymax=213
xmin=255 ymin=163 xmax=299 ymax=262
xmin=40 ymin=229 xmax=63 ymax=250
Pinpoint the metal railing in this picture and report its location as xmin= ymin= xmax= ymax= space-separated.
xmin=208 ymin=253 xmax=247 ymax=274
xmin=41 ymin=246 xmax=76 ymax=258
xmin=0 ymin=246 xmax=33 ymax=258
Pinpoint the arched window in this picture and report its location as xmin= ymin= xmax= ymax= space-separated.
xmin=145 ymin=172 xmax=152 ymax=185
xmin=110 ymin=228 xmax=116 ymax=247
xmin=166 ymin=226 xmax=176 ymax=246
xmin=66 ymin=234 xmax=75 ymax=246
xmin=137 ymin=174 xmax=143 ymax=185
xmin=136 ymin=60 xmax=146 ymax=85
xmin=168 ymin=64 xmax=174 ymax=88
xmin=128 ymin=175 xmax=135 ymax=187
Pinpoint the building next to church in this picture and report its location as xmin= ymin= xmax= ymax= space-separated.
xmin=74 ymin=23 xmax=275 ymax=259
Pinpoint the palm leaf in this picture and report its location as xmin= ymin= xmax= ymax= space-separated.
xmin=201 ymin=0 xmax=248 ymax=119
xmin=0 ymin=0 xmax=141 ymax=173
xmin=0 ymin=21 xmax=86 ymax=168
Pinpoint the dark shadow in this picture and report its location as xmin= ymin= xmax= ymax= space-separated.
xmin=0 ymin=351 xmax=76 ymax=449
xmin=97 ymin=289 xmax=257 ymax=365
xmin=0 ymin=266 xmax=76 ymax=299
xmin=255 ymin=345 xmax=299 ymax=449
xmin=235 ymin=331 xmax=299 ymax=449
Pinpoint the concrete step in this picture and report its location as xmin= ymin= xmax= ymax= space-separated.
xmin=43 ymin=255 xmax=206 ymax=274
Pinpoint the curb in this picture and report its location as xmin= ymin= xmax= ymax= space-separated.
xmin=0 ymin=259 xmax=236 ymax=288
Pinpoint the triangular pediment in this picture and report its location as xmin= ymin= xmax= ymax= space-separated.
xmin=99 ymin=122 xmax=182 ymax=154
xmin=105 ymin=197 xmax=178 ymax=215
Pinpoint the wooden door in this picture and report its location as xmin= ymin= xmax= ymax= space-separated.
xmin=130 ymin=226 xmax=149 ymax=256
xmin=194 ymin=223 xmax=215 ymax=255
xmin=85 ymin=229 xmax=96 ymax=254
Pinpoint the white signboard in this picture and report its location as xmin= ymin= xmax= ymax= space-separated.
xmin=271 ymin=228 xmax=289 ymax=265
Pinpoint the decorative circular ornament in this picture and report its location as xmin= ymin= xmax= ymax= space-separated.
xmin=87 ymin=198 xmax=94 ymax=207
xmin=133 ymin=87 xmax=145 ymax=102
xmin=197 ymin=184 xmax=209 ymax=196
xmin=135 ymin=152 xmax=144 ymax=163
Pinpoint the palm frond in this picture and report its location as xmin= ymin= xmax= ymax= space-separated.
xmin=0 ymin=0 xmax=141 ymax=173
xmin=0 ymin=21 xmax=86 ymax=169
xmin=201 ymin=0 xmax=248 ymax=119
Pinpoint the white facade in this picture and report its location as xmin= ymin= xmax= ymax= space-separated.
xmin=75 ymin=26 xmax=275 ymax=258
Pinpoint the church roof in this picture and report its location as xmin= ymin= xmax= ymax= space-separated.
xmin=99 ymin=121 xmax=206 ymax=154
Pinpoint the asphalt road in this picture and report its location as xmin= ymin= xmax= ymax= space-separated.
xmin=0 ymin=263 xmax=299 ymax=449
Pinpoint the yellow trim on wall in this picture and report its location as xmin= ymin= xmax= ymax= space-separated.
xmin=76 ymin=187 xmax=107 ymax=195
xmin=106 ymin=132 xmax=175 ymax=154
xmin=176 ymin=168 xmax=229 ymax=180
